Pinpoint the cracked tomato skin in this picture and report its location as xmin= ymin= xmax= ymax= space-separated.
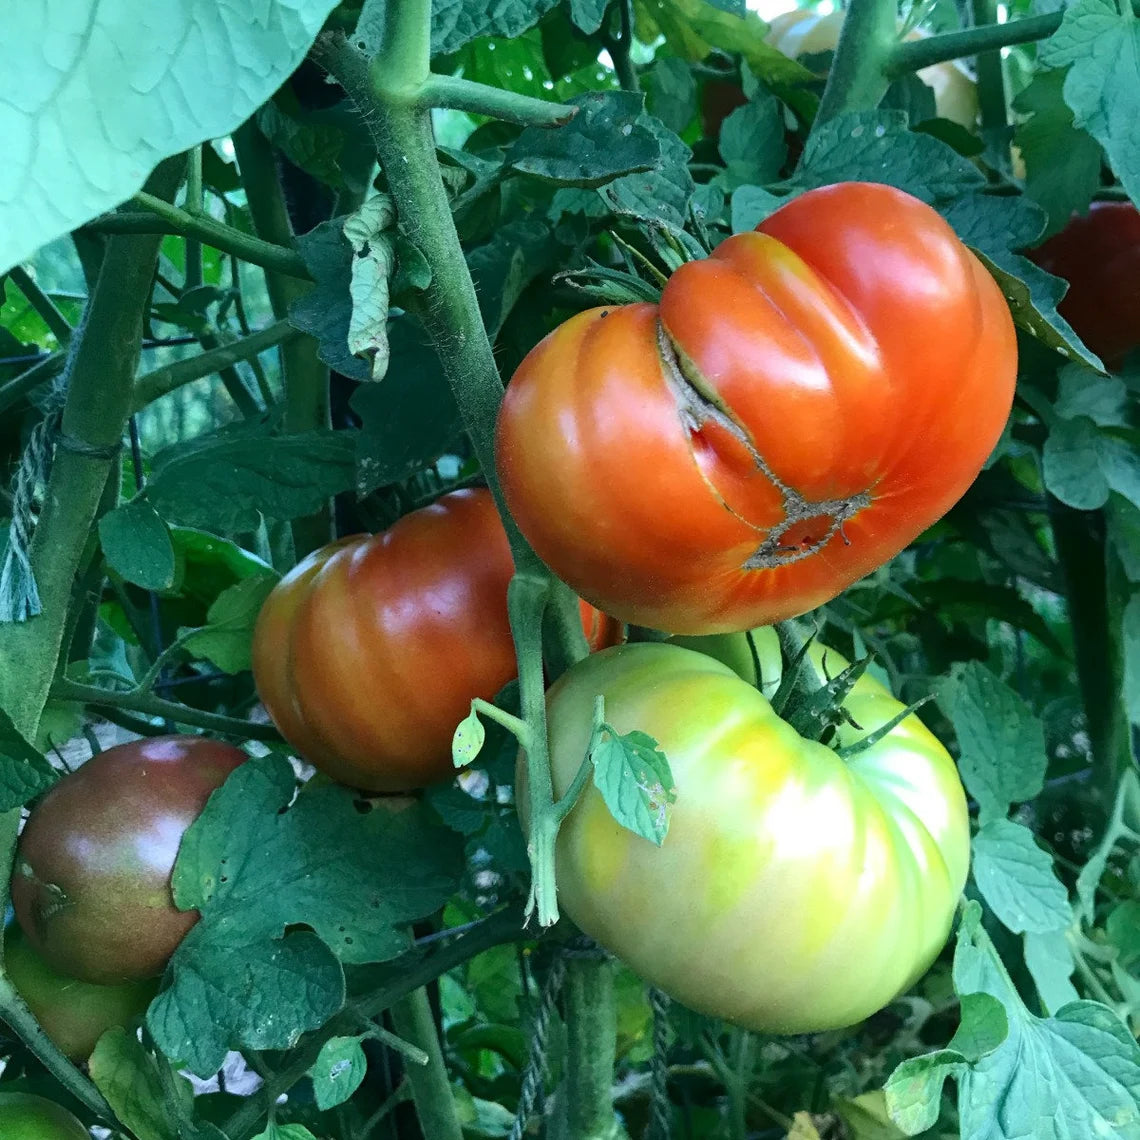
xmin=252 ymin=487 xmax=620 ymax=793
xmin=11 ymin=736 xmax=245 ymax=984
xmin=496 ymin=182 xmax=1017 ymax=634
xmin=0 ymin=1094 xmax=89 ymax=1140
xmin=1029 ymin=202 xmax=1140 ymax=370
xmin=541 ymin=633 xmax=970 ymax=1033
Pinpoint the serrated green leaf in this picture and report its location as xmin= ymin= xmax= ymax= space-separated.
xmin=791 ymin=110 xmax=985 ymax=202
xmin=148 ymin=427 xmax=356 ymax=534
xmin=434 ymin=0 xmax=560 ymax=54
xmin=178 ymin=573 xmax=278 ymax=674
xmin=151 ymin=753 xmax=462 ymax=1074
xmin=310 ymin=1035 xmax=368 ymax=1110
xmin=1040 ymin=0 xmax=1140 ymax=209
xmin=716 ymin=94 xmax=786 ymax=191
xmin=941 ymin=193 xmax=1101 ymax=368
xmin=89 ymin=1027 xmax=193 ymax=1140
xmin=569 ymin=0 xmax=608 ymax=34
xmin=644 ymin=56 xmax=698 ymax=136
xmin=1013 ymin=69 xmax=1102 ymax=237
xmin=98 ymin=500 xmax=176 ymax=591
xmin=428 ymin=782 xmax=489 ymax=835
xmin=972 ymin=818 xmax=1073 ymax=935
xmin=0 ymin=1 xmax=339 ymax=273
xmin=508 ymin=90 xmax=660 ymax=187
xmin=1043 ymin=415 xmax=1111 ymax=509
xmin=884 ymin=1049 xmax=966 ymax=1134
xmin=731 ymin=185 xmax=784 ymax=232
xmin=600 ymin=112 xmax=695 ymax=233
xmin=949 ymin=992 xmax=1010 ymax=1062
xmin=1024 ymin=927 xmax=1079 ymax=1015
xmin=468 ymin=217 xmax=557 ymax=339
xmin=0 ymin=707 xmax=57 ymax=810
xmin=1055 ymin=366 xmax=1128 ymax=426
xmin=591 ymin=726 xmax=676 ymax=845
xmin=938 ymin=662 xmax=1048 ymax=823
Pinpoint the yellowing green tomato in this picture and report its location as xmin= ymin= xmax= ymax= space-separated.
xmin=0 ymin=1093 xmax=89 ymax=1140
xmin=541 ymin=637 xmax=970 ymax=1034
xmin=4 ymin=924 xmax=157 ymax=1061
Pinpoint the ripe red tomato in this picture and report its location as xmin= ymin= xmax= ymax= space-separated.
xmin=0 ymin=1093 xmax=89 ymax=1140
xmin=252 ymin=488 xmax=619 ymax=793
xmin=11 ymin=736 xmax=245 ymax=984
xmin=1029 ymin=202 xmax=1140 ymax=369
xmin=539 ymin=632 xmax=970 ymax=1033
xmin=3 ymin=923 xmax=157 ymax=1060
xmin=496 ymin=182 xmax=1017 ymax=634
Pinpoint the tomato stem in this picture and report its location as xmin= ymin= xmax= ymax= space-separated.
xmin=389 ymin=987 xmax=465 ymax=1140
xmin=468 ymin=697 xmax=530 ymax=749
xmin=970 ymin=0 xmax=1009 ymax=139
xmin=420 ymin=75 xmax=577 ymax=126
xmin=557 ymin=956 xmax=619 ymax=1137
xmin=886 ymin=13 xmax=1064 ymax=76
xmin=812 ymin=0 xmax=898 ymax=128
xmin=550 ymin=696 xmax=606 ymax=826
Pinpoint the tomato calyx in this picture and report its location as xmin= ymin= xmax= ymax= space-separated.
xmin=656 ymin=320 xmax=873 ymax=571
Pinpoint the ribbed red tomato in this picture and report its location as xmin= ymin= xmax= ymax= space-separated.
xmin=252 ymin=488 xmax=619 ymax=793
xmin=11 ymin=736 xmax=245 ymax=983
xmin=1029 ymin=202 xmax=1140 ymax=370
xmin=496 ymin=182 xmax=1017 ymax=634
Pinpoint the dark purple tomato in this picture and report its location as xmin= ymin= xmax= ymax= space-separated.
xmin=11 ymin=736 xmax=245 ymax=983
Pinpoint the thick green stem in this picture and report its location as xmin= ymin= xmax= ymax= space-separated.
xmin=0 ymin=158 xmax=184 ymax=742
xmin=605 ymin=0 xmax=640 ymax=93
xmin=388 ymin=988 xmax=464 ymax=1140
xmin=133 ymin=320 xmax=298 ymax=409
xmin=97 ymin=197 xmax=312 ymax=280
xmin=1050 ymin=502 xmax=1131 ymax=811
xmin=887 ymin=13 xmax=1062 ymax=75
xmin=970 ymin=0 xmax=1008 ymax=136
xmin=557 ymin=958 xmax=618 ymax=1140
xmin=231 ymin=120 xmax=332 ymax=555
xmin=421 ymin=75 xmax=576 ymax=125
xmin=813 ymin=0 xmax=898 ymax=127
xmin=310 ymin=28 xmax=576 ymax=926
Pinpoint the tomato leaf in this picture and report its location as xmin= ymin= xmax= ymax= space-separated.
xmin=147 ymin=426 xmax=357 ymax=534
xmin=151 ymin=753 xmax=463 ymax=1074
xmin=0 ymin=0 xmax=340 ymax=275
xmin=601 ymin=112 xmax=696 ymax=235
xmin=468 ymin=217 xmax=559 ymax=339
xmin=789 ymin=110 xmax=985 ymax=203
xmin=98 ymin=501 xmax=176 ymax=591
xmin=569 ymin=0 xmax=608 ymax=33
xmin=433 ymin=0 xmax=560 ymax=54
xmin=972 ymin=819 xmax=1073 ymax=935
xmin=590 ymin=726 xmax=676 ymax=846
xmin=507 ymin=91 xmax=660 ymax=187
xmin=1040 ymin=0 xmax=1140 ymax=211
xmin=0 ymin=707 xmax=57 ymax=810
xmin=1043 ymin=416 xmax=1111 ymax=510
xmin=940 ymin=193 xmax=1103 ymax=369
xmin=715 ymin=94 xmax=786 ymax=192
xmin=884 ymin=1049 xmax=968 ymax=1135
xmin=452 ymin=707 xmax=487 ymax=769
xmin=310 ymin=1035 xmax=369 ymax=1110
xmin=89 ymin=1026 xmax=194 ymax=1140
xmin=937 ymin=661 xmax=1048 ymax=825
xmin=252 ymin=1124 xmax=321 ymax=1140
xmin=177 ymin=573 xmax=279 ymax=674
xmin=1024 ymin=927 xmax=1080 ymax=1015
xmin=1013 ymin=69 xmax=1102 ymax=238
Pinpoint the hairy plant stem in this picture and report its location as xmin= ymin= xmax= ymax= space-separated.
xmin=50 ymin=678 xmax=285 ymax=743
xmin=311 ymin=26 xmax=584 ymax=928
xmin=812 ymin=0 xmax=899 ymax=127
xmin=421 ymin=75 xmax=576 ymax=125
xmin=132 ymin=319 xmax=298 ymax=410
xmin=94 ymin=197 xmax=312 ymax=280
xmin=389 ymin=988 xmax=464 ymax=1140
xmin=231 ymin=120 xmax=332 ymax=555
xmin=887 ymin=12 xmax=1063 ymax=75
xmin=0 ymin=156 xmax=181 ymax=1118
xmin=556 ymin=957 xmax=619 ymax=1140
xmin=970 ymin=0 xmax=1009 ymax=137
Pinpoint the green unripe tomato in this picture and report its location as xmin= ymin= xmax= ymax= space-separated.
xmin=4 ymin=924 xmax=157 ymax=1061
xmin=539 ymin=640 xmax=969 ymax=1034
xmin=0 ymin=1093 xmax=89 ymax=1140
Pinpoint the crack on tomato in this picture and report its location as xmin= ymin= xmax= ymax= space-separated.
xmin=655 ymin=321 xmax=871 ymax=569
xmin=16 ymin=861 xmax=74 ymax=928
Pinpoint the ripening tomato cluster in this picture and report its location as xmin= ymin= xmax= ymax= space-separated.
xmin=7 ymin=183 xmax=1016 ymax=1058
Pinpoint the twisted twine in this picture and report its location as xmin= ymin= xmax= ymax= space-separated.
xmin=648 ymin=986 xmax=672 ymax=1140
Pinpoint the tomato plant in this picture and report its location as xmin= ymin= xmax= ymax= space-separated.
xmin=537 ymin=634 xmax=970 ymax=1032
xmin=497 ymin=182 xmax=1017 ymax=634
xmin=0 ymin=1093 xmax=89 ymax=1140
xmin=252 ymin=487 xmax=618 ymax=793
xmin=11 ymin=737 xmax=245 ymax=983
xmin=1029 ymin=202 xmax=1140 ymax=369
xmin=2 ymin=923 xmax=156 ymax=1061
